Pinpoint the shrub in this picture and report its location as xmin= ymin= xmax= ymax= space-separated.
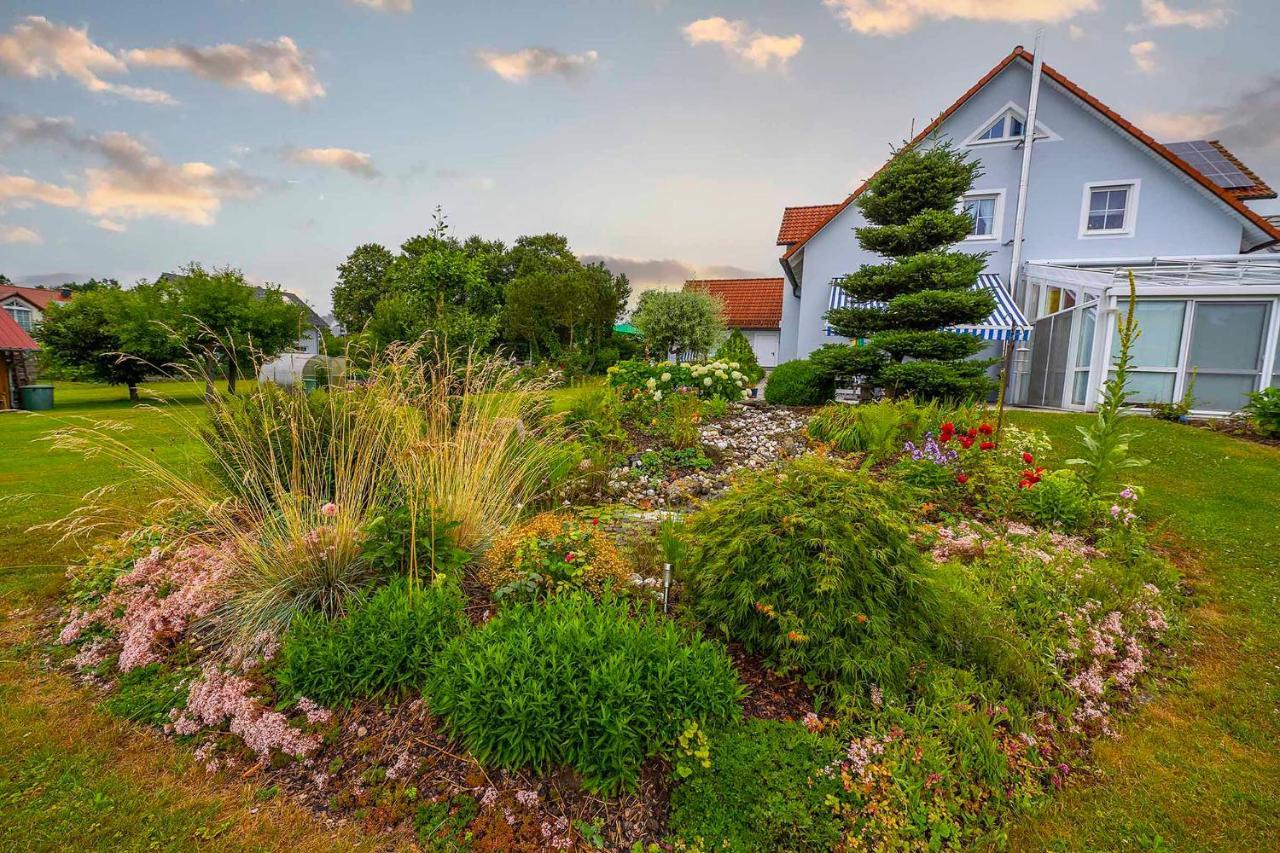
xmin=426 ymin=592 xmax=742 ymax=793
xmin=807 ymin=398 xmax=941 ymax=462
xmin=275 ymin=576 xmax=469 ymax=706
xmin=668 ymin=720 xmax=844 ymax=851
xmin=1243 ymin=386 xmax=1280 ymax=437
xmin=1018 ymin=470 xmax=1094 ymax=531
xmin=714 ymin=329 xmax=764 ymax=384
xmin=683 ymin=456 xmax=1044 ymax=709
xmin=764 ymin=359 xmax=832 ymax=406
xmin=607 ymin=359 xmax=752 ymax=402
xmin=476 ymin=512 xmax=631 ymax=603
xmin=360 ymin=500 xmax=470 ymax=580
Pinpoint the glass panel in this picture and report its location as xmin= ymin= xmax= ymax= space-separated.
xmin=964 ymin=197 xmax=995 ymax=236
xmin=979 ymin=117 xmax=1005 ymax=140
xmin=1187 ymin=302 xmax=1266 ymax=371
xmin=1193 ymin=373 xmax=1258 ymax=412
xmin=1113 ymin=370 xmax=1176 ymax=404
xmin=1113 ymin=301 xmax=1184 ymax=368
xmin=1009 ymin=115 xmax=1024 ymax=137
xmin=1072 ymin=371 xmax=1089 ymax=405
xmin=1087 ymin=187 xmax=1129 ymax=231
xmin=1075 ymin=306 xmax=1096 ymax=368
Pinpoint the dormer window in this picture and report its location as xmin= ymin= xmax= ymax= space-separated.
xmin=977 ymin=112 xmax=1024 ymax=142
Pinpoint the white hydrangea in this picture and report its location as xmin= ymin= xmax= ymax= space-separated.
xmin=645 ymin=377 xmax=657 ymax=389
xmin=715 ymin=370 xmax=727 ymax=379
xmin=653 ymin=390 xmax=663 ymax=401
xmin=741 ymin=389 xmax=750 ymax=398
xmin=660 ymin=372 xmax=672 ymax=382
xmin=730 ymin=362 xmax=740 ymax=370
xmin=731 ymin=371 xmax=742 ymax=381
xmin=703 ymin=377 xmax=713 ymax=386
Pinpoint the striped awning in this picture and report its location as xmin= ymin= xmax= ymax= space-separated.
xmin=826 ymin=273 xmax=1031 ymax=341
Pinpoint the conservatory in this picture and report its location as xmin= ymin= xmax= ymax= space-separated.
xmin=1018 ymin=256 xmax=1280 ymax=414
xmin=258 ymin=352 xmax=347 ymax=390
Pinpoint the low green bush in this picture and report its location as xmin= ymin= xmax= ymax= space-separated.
xmin=683 ymin=455 xmax=1046 ymax=710
xmin=275 ymin=577 xmax=469 ymax=706
xmin=807 ymin=398 xmax=941 ymax=462
xmin=764 ymin=359 xmax=832 ymax=406
xmin=1017 ymin=469 xmax=1094 ymax=531
xmin=667 ymin=719 xmax=843 ymax=851
xmin=607 ymin=359 xmax=752 ymax=403
xmin=1243 ymin=386 xmax=1280 ymax=437
xmin=427 ymin=592 xmax=742 ymax=793
xmin=103 ymin=663 xmax=194 ymax=727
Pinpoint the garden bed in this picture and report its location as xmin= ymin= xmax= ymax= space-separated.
xmin=44 ymin=354 xmax=1187 ymax=850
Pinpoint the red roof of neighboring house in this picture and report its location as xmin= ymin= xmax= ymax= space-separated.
xmin=0 ymin=284 xmax=71 ymax=311
xmin=0 ymin=306 xmax=38 ymax=351
xmin=685 ymin=278 xmax=784 ymax=329
xmin=780 ymin=46 xmax=1280 ymax=262
xmin=777 ymin=204 xmax=842 ymax=245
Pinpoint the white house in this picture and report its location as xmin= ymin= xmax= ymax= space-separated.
xmin=777 ymin=46 xmax=1280 ymax=414
xmin=0 ymin=284 xmax=71 ymax=333
xmin=684 ymin=277 xmax=783 ymax=368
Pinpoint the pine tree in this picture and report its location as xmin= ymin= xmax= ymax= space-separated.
xmin=825 ymin=141 xmax=995 ymax=400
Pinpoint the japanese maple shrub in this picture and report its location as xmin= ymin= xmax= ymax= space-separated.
xmin=824 ymin=141 xmax=995 ymax=400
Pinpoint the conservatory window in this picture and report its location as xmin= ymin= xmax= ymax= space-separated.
xmin=1081 ymin=181 xmax=1138 ymax=236
xmin=1072 ymin=306 xmax=1096 ymax=406
xmin=962 ymin=194 xmax=999 ymax=239
xmin=1185 ymin=302 xmax=1268 ymax=412
xmin=1272 ymin=316 xmax=1280 ymax=389
xmin=1111 ymin=300 xmax=1184 ymax=404
xmin=4 ymin=304 xmax=32 ymax=332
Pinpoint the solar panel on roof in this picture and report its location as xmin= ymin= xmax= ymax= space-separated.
xmin=1166 ymin=140 xmax=1253 ymax=189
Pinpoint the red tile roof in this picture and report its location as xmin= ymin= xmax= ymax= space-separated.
xmin=0 ymin=284 xmax=71 ymax=311
xmin=685 ymin=278 xmax=784 ymax=330
xmin=0 ymin=306 xmax=38 ymax=351
xmin=780 ymin=46 xmax=1280 ymax=262
xmin=777 ymin=204 xmax=842 ymax=245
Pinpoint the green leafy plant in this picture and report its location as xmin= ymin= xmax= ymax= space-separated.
xmin=1017 ymin=469 xmax=1094 ymax=531
xmin=1243 ymin=386 xmax=1280 ymax=438
xmin=1147 ymin=367 xmax=1196 ymax=422
xmin=764 ymin=359 xmax=832 ymax=406
xmin=426 ymin=592 xmax=743 ymax=793
xmin=714 ymin=329 xmax=764 ymax=384
xmin=103 ymin=663 xmax=194 ymax=727
xmin=807 ymin=398 xmax=941 ymax=463
xmin=1068 ymin=272 xmax=1149 ymax=494
xmin=414 ymin=794 xmax=477 ymax=852
xmin=668 ymin=719 xmax=843 ymax=851
xmin=673 ymin=719 xmax=712 ymax=778
xmin=274 ymin=576 xmax=469 ymax=706
xmin=477 ymin=511 xmax=631 ymax=603
xmin=607 ymin=359 xmax=752 ymax=403
xmin=360 ymin=501 xmax=470 ymax=581
xmin=666 ymin=391 xmax=704 ymax=449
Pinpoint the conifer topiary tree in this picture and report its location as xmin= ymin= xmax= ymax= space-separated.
xmin=714 ymin=329 xmax=763 ymax=383
xmin=825 ymin=141 xmax=995 ymax=400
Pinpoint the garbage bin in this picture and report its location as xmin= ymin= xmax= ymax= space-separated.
xmin=19 ymin=384 xmax=54 ymax=411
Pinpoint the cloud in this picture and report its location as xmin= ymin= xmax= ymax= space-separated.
xmin=95 ymin=217 xmax=126 ymax=233
xmin=349 ymin=0 xmax=413 ymax=11
xmin=0 ymin=224 xmax=41 ymax=244
xmin=283 ymin=146 xmax=379 ymax=179
xmin=125 ymin=36 xmax=324 ymax=104
xmin=475 ymin=47 xmax=599 ymax=83
xmin=2 ymin=114 xmax=266 ymax=225
xmin=1138 ymin=77 xmax=1280 ymax=155
xmin=1131 ymin=0 xmax=1230 ymax=30
xmin=0 ymin=16 xmax=174 ymax=104
xmin=0 ymin=171 xmax=81 ymax=208
xmin=1138 ymin=110 xmax=1222 ymax=140
xmin=580 ymin=255 xmax=769 ymax=288
xmin=1068 ymin=24 xmax=1086 ymax=39
xmin=1129 ymin=40 xmax=1159 ymax=73
xmin=682 ymin=17 xmax=803 ymax=69
xmin=822 ymin=0 xmax=1098 ymax=36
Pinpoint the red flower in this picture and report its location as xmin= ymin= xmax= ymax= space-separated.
xmin=591 ymin=518 xmax=600 ymax=526
xmin=1022 ymin=451 xmax=1034 ymax=464
xmin=980 ymin=440 xmax=995 ymax=451
xmin=940 ymin=422 xmax=955 ymax=434
xmin=966 ymin=427 xmax=979 ymax=438
xmin=959 ymin=436 xmax=974 ymax=449
xmin=565 ymin=552 xmax=576 ymax=563
xmin=955 ymin=472 xmax=969 ymax=485
xmin=939 ymin=432 xmax=952 ymax=443
xmin=979 ymin=423 xmax=993 ymax=435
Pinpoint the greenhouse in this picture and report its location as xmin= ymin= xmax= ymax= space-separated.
xmin=257 ymin=352 xmax=347 ymax=391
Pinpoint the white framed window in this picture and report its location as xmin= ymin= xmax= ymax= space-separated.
xmin=960 ymin=190 xmax=1004 ymax=242
xmin=963 ymin=101 xmax=1061 ymax=147
xmin=3 ymin=303 xmax=33 ymax=332
xmin=1079 ymin=180 xmax=1139 ymax=238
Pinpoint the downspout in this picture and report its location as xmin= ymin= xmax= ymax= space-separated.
xmin=1007 ymin=31 xmax=1045 ymax=404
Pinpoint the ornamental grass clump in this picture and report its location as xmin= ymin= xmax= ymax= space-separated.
xmin=426 ymin=591 xmax=743 ymax=793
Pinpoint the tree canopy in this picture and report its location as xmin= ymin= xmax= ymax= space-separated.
xmin=631 ymin=290 xmax=725 ymax=359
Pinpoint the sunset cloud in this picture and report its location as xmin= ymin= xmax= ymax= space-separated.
xmin=95 ymin=217 xmax=127 ymax=233
xmin=283 ymin=146 xmax=379 ymax=179
xmin=822 ymin=0 xmax=1098 ymax=36
xmin=1132 ymin=0 xmax=1230 ymax=30
xmin=476 ymin=47 xmax=599 ymax=83
xmin=0 ymin=171 xmax=81 ymax=208
xmin=0 ymin=223 xmax=41 ymax=244
xmin=1130 ymin=40 xmax=1160 ymax=73
xmin=682 ymin=17 xmax=803 ymax=69
xmin=349 ymin=0 xmax=413 ymax=12
xmin=126 ymin=36 xmax=324 ymax=104
xmin=0 ymin=16 xmax=173 ymax=104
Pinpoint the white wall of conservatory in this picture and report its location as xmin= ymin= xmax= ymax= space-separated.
xmin=1022 ymin=258 xmax=1280 ymax=414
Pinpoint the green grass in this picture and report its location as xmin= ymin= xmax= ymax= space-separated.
xmin=0 ymin=384 xmax=1276 ymax=849
xmin=1002 ymin=411 xmax=1280 ymax=851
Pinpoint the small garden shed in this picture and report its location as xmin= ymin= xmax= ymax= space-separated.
xmin=0 ymin=308 xmax=38 ymax=410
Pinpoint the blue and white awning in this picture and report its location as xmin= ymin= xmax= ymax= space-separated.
xmin=825 ymin=273 xmax=1031 ymax=341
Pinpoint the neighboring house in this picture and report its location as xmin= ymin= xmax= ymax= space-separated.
xmin=777 ymin=45 xmax=1280 ymax=414
xmin=0 ymin=308 xmax=39 ymax=410
xmin=684 ymin=277 xmax=784 ymax=367
xmin=0 ymin=284 xmax=72 ymax=334
xmin=252 ymin=287 xmax=329 ymax=356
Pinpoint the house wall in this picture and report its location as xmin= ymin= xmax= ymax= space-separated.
xmin=784 ymin=60 xmax=1250 ymax=361
xmin=2 ymin=296 xmax=43 ymax=331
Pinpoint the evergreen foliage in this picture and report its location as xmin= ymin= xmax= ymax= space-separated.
xmin=825 ymin=141 xmax=996 ymax=401
xmin=764 ymin=359 xmax=832 ymax=406
xmin=714 ymin=329 xmax=763 ymax=383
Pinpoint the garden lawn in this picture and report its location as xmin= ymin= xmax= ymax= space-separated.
xmin=0 ymin=382 xmax=365 ymax=851
xmin=1002 ymin=411 xmax=1280 ymax=851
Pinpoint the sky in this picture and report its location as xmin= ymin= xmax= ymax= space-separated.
xmin=2 ymin=0 xmax=1278 ymax=314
